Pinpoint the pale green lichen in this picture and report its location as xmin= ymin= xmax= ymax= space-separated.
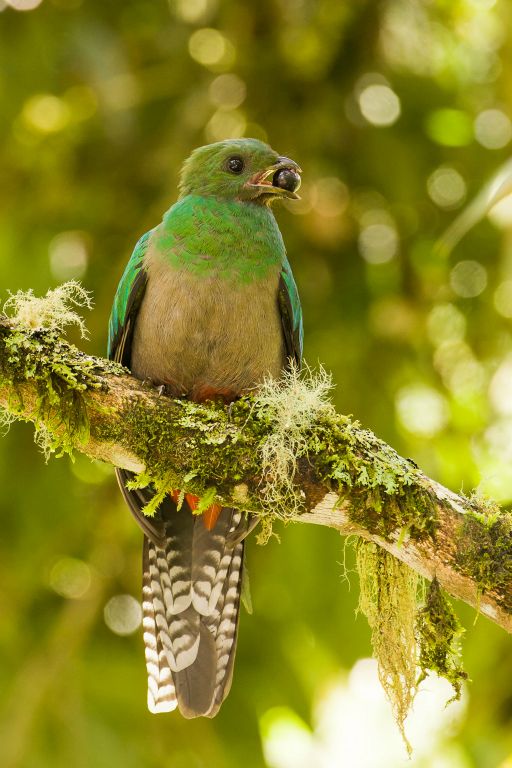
xmin=355 ymin=540 xmax=419 ymax=753
xmin=3 ymin=281 xmax=93 ymax=338
xmin=253 ymin=363 xmax=334 ymax=516
xmin=356 ymin=539 xmax=468 ymax=748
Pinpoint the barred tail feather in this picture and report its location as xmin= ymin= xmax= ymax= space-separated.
xmin=207 ymin=537 xmax=244 ymax=716
xmin=142 ymin=540 xmax=178 ymax=714
xmin=142 ymin=507 xmax=248 ymax=718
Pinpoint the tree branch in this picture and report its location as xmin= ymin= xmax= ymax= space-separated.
xmin=1 ymin=317 xmax=511 ymax=634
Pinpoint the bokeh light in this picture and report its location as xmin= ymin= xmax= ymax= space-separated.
xmin=260 ymin=707 xmax=316 ymax=768
xmin=425 ymin=109 xmax=473 ymax=147
xmin=450 ymin=261 xmax=488 ymax=298
xmin=427 ymin=303 xmax=466 ymax=346
xmin=494 ymin=280 xmax=512 ymax=317
xmin=49 ymin=231 xmax=89 ymax=281
xmin=358 ymin=83 xmax=401 ymax=127
xmin=489 ymin=357 xmax=512 ymax=415
xmin=427 ymin=167 xmax=467 ymax=209
xmin=103 ymin=594 xmax=142 ymax=636
xmin=205 ymin=108 xmax=246 ymax=141
xmin=208 ymin=73 xmax=246 ymax=110
xmin=172 ymin=0 xmax=217 ymax=24
xmin=358 ymin=210 xmax=399 ymax=264
xmin=22 ymin=93 xmax=71 ymax=134
xmin=49 ymin=557 xmax=91 ymax=599
xmin=474 ymin=108 xmax=512 ymax=149
xmin=396 ymin=385 xmax=449 ymax=437
xmin=188 ymin=28 xmax=235 ymax=70
xmin=310 ymin=178 xmax=349 ymax=218
xmin=260 ymin=659 xmax=469 ymax=768
xmin=6 ymin=0 xmax=43 ymax=10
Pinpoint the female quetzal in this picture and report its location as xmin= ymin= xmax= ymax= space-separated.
xmin=108 ymin=138 xmax=303 ymax=718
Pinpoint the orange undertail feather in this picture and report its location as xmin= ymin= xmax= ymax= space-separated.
xmin=169 ymin=490 xmax=223 ymax=531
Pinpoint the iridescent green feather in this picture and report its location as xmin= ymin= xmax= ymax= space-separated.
xmin=108 ymin=229 xmax=152 ymax=361
xmin=279 ymin=256 xmax=303 ymax=364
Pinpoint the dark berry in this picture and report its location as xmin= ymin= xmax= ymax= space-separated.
xmin=272 ymin=168 xmax=301 ymax=192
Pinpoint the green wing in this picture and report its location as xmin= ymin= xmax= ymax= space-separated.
xmin=108 ymin=229 xmax=153 ymax=365
xmin=278 ymin=256 xmax=303 ymax=366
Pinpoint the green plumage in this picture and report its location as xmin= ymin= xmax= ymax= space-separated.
xmin=156 ymin=195 xmax=285 ymax=282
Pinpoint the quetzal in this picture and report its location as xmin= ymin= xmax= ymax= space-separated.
xmin=107 ymin=138 xmax=303 ymax=718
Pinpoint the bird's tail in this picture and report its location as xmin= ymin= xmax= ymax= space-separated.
xmin=142 ymin=504 xmax=246 ymax=718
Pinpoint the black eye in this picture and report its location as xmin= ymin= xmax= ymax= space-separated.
xmin=226 ymin=155 xmax=245 ymax=174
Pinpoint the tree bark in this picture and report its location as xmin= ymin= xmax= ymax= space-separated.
xmin=1 ymin=318 xmax=511 ymax=634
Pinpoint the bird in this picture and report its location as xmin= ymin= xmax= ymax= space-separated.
xmin=107 ymin=138 xmax=303 ymax=718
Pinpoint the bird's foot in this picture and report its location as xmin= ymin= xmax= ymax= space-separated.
xmin=226 ymin=514 xmax=260 ymax=548
xmin=141 ymin=377 xmax=168 ymax=397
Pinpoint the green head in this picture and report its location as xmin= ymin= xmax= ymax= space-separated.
xmin=178 ymin=138 xmax=301 ymax=204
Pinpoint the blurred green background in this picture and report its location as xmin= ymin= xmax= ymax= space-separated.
xmin=2 ymin=0 xmax=512 ymax=766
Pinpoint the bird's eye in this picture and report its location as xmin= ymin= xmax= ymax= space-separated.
xmin=226 ymin=156 xmax=245 ymax=174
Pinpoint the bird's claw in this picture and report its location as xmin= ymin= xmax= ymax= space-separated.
xmin=141 ymin=377 xmax=166 ymax=397
xmin=226 ymin=514 xmax=260 ymax=548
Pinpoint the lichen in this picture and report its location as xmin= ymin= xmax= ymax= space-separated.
xmin=355 ymin=540 xmax=418 ymax=753
xmin=456 ymin=492 xmax=512 ymax=606
xmin=416 ymin=577 xmax=467 ymax=701
xmin=253 ymin=363 xmax=333 ymax=515
xmin=0 ymin=284 xmax=123 ymax=458
xmin=3 ymin=281 xmax=93 ymax=338
xmin=356 ymin=545 xmax=467 ymax=746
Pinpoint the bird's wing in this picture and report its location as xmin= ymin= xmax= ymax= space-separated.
xmin=108 ymin=229 xmax=152 ymax=366
xmin=278 ymin=256 xmax=303 ymax=366
xmin=108 ymin=228 xmax=167 ymax=546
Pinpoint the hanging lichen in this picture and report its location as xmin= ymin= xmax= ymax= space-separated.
xmin=355 ymin=539 xmax=418 ymax=753
xmin=416 ymin=577 xmax=467 ymax=701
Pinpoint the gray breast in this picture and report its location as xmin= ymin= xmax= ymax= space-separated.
xmin=130 ymin=257 xmax=285 ymax=398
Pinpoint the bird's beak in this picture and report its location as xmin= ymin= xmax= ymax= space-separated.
xmin=244 ymin=156 xmax=302 ymax=201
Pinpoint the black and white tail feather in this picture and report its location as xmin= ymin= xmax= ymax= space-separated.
xmin=117 ymin=468 xmax=246 ymax=718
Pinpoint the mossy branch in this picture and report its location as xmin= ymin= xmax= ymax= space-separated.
xmin=1 ymin=316 xmax=512 ymax=634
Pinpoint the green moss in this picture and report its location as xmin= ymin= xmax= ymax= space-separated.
xmin=455 ymin=493 xmax=512 ymax=606
xmin=113 ymin=395 xmax=264 ymax=513
xmin=0 ymin=323 xmax=123 ymax=458
xmin=313 ymin=411 xmax=439 ymax=542
xmin=416 ymin=577 xmax=467 ymax=701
